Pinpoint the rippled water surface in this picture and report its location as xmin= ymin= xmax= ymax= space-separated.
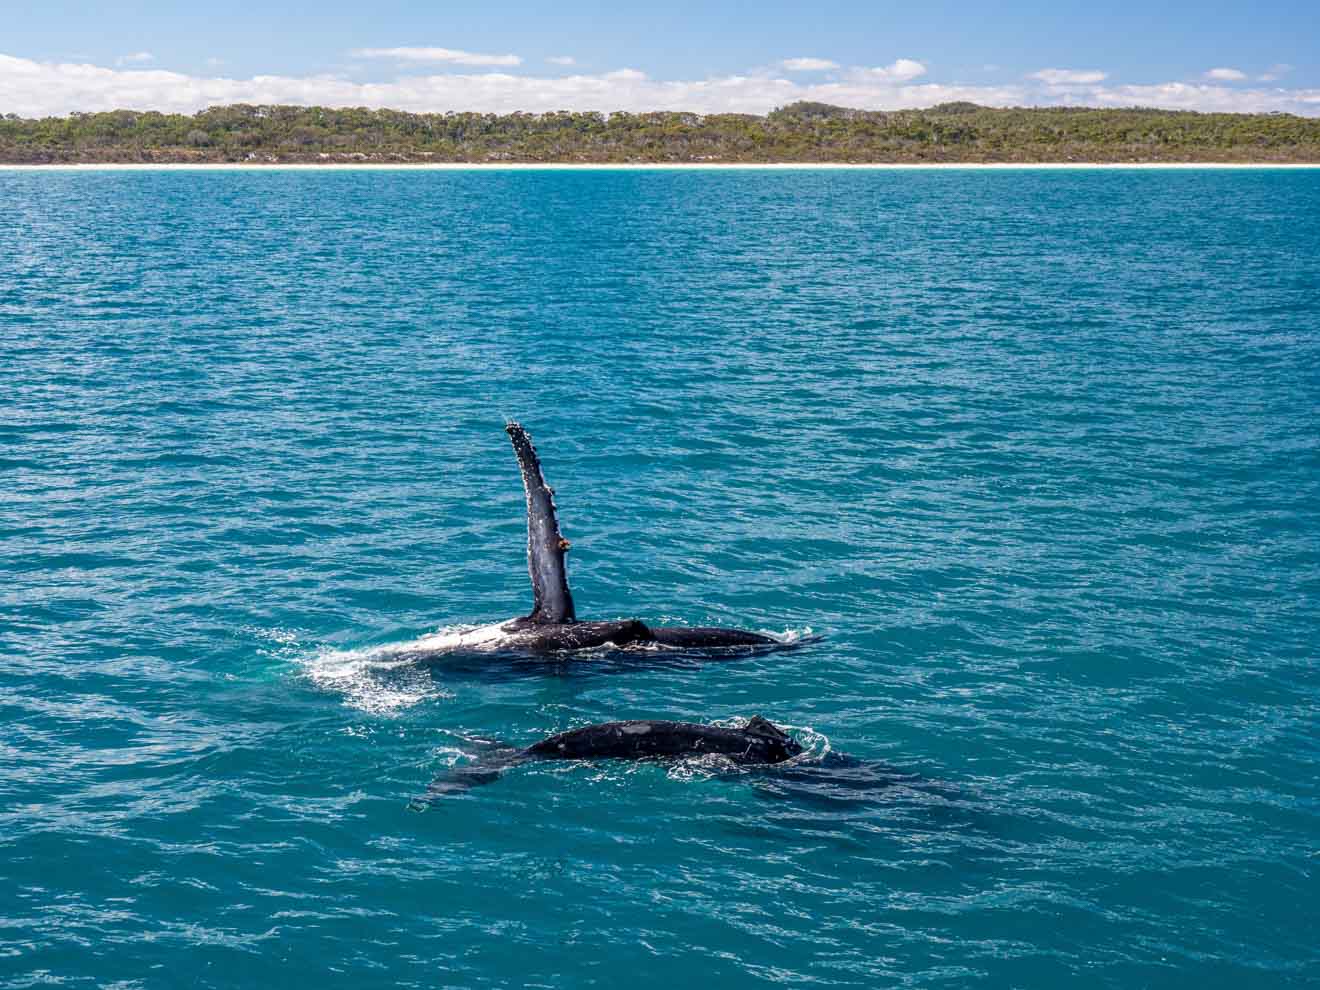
xmin=2 ymin=167 xmax=1318 ymax=988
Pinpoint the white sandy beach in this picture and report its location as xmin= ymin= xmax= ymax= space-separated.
xmin=2 ymin=161 xmax=1318 ymax=171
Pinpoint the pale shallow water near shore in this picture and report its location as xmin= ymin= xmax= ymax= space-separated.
xmin=2 ymin=167 xmax=1318 ymax=988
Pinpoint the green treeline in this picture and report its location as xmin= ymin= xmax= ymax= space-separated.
xmin=2 ymin=101 xmax=1318 ymax=164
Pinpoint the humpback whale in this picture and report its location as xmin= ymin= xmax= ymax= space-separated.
xmin=417 ymin=716 xmax=803 ymax=801
xmin=413 ymin=423 xmax=781 ymax=656
xmin=526 ymin=715 xmax=802 ymax=762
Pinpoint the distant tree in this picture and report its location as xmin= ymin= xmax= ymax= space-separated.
xmin=930 ymin=102 xmax=984 ymax=114
xmin=1 ymin=102 xmax=1317 ymax=164
xmin=770 ymin=101 xmax=853 ymax=120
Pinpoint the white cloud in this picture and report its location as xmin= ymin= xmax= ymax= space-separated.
xmin=1088 ymin=81 xmax=1320 ymax=113
xmin=547 ymin=56 xmax=576 ymax=66
xmin=1204 ymin=67 xmax=1247 ymax=81
xmin=351 ymin=46 xmax=521 ymax=67
xmin=858 ymin=58 xmax=926 ymax=82
xmin=1259 ymin=63 xmax=1292 ymax=82
xmin=1031 ymin=68 xmax=1108 ymax=85
xmin=0 ymin=53 xmax=1317 ymax=119
xmin=115 ymin=52 xmax=154 ymax=66
xmin=781 ymin=57 xmax=838 ymax=72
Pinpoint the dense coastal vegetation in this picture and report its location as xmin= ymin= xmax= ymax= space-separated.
xmin=2 ymin=101 xmax=1318 ymax=164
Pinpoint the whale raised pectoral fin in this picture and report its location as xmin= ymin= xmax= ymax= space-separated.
xmin=505 ymin=421 xmax=576 ymax=624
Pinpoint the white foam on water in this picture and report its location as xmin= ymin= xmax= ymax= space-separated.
xmin=284 ymin=624 xmax=526 ymax=715
xmin=247 ymin=625 xmax=315 ymax=662
xmin=302 ymin=645 xmax=446 ymax=714
xmin=667 ymin=716 xmax=832 ymax=781
xmin=428 ymin=744 xmax=473 ymax=770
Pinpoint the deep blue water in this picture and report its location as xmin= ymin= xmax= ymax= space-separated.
xmin=2 ymin=167 xmax=1318 ymax=988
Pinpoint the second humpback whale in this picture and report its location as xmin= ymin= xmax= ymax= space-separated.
xmin=416 ymin=716 xmax=804 ymax=801
xmin=405 ymin=422 xmax=783 ymax=657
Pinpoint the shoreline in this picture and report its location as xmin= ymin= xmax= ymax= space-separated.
xmin=2 ymin=161 xmax=1319 ymax=172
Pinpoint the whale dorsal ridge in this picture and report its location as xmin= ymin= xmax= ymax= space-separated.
xmin=744 ymin=715 xmax=790 ymax=741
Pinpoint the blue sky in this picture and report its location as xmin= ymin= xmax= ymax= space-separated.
xmin=3 ymin=1 xmax=1318 ymax=116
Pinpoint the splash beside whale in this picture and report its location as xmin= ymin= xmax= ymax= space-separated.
xmin=403 ymin=422 xmax=786 ymax=657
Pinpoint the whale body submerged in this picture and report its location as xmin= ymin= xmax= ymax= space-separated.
xmin=526 ymin=715 xmax=803 ymax=762
xmin=416 ymin=716 xmax=804 ymax=802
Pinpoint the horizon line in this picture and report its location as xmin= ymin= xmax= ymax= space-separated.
xmin=6 ymin=162 xmax=1320 ymax=171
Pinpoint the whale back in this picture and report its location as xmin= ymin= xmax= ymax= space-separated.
xmin=505 ymin=421 xmax=576 ymax=624
xmin=525 ymin=718 xmax=803 ymax=763
xmin=743 ymin=716 xmax=803 ymax=760
xmin=744 ymin=715 xmax=791 ymax=743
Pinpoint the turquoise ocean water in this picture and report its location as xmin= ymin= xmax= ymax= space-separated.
xmin=2 ymin=167 xmax=1318 ymax=988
